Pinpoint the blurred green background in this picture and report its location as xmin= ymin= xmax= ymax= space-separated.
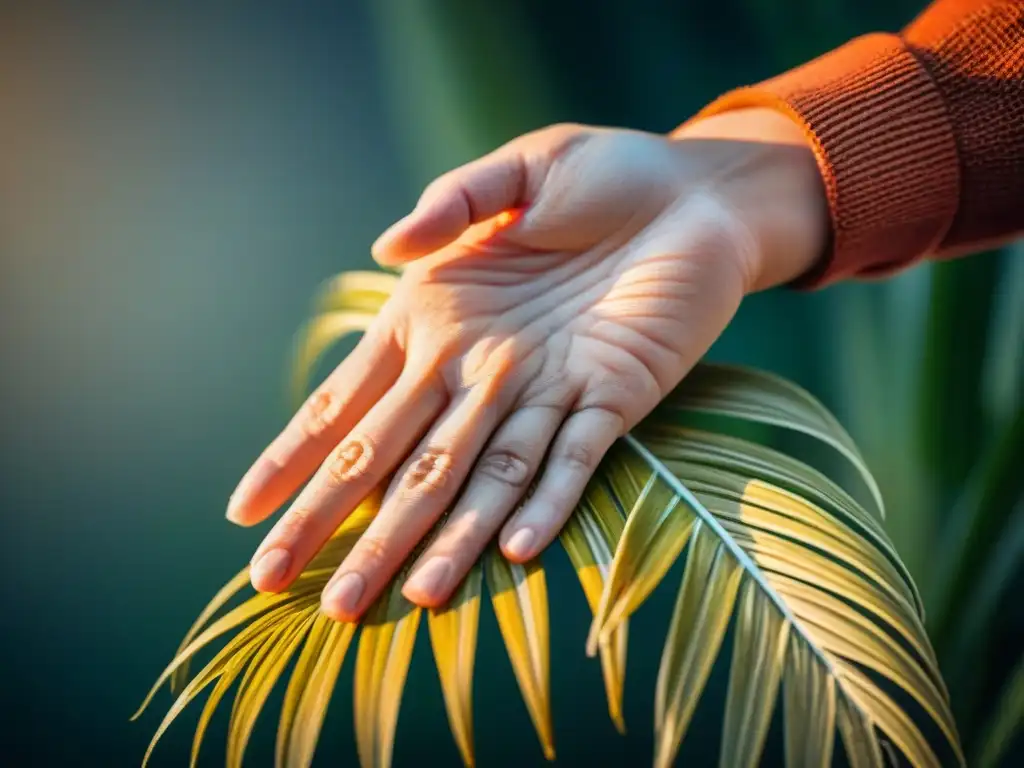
xmin=0 ymin=1 xmax=1020 ymax=765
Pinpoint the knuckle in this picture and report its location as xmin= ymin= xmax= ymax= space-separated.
xmin=558 ymin=442 xmax=598 ymax=474
xmin=582 ymin=396 xmax=631 ymax=432
xmin=460 ymin=350 xmax=517 ymax=396
xmin=541 ymin=122 xmax=583 ymax=142
xmin=297 ymin=389 xmax=344 ymax=440
xmin=419 ymin=169 xmax=462 ymax=209
xmin=545 ymin=124 xmax=590 ymax=161
xmin=353 ymin=535 xmax=388 ymax=568
xmin=520 ymin=378 xmax=578 ymax=410
xmin=404 ymin=448 xmax=455 ymax=494
xmin=419 ymin=173 xmax=446 ymax=202
xmin=325 ymin=436 xmax=375 ymax=486
xmin=271 ymin=507 xmax=316 ymax=547
xmin=477 ymin=445 xmax=533 ymax=489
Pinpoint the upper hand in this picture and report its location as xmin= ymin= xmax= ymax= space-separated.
xmin=226 ymin=109 xmax=828 ymax=621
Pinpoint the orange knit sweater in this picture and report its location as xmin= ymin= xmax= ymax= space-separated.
xmin=699 ymin=0 xmax=1024 ymax=288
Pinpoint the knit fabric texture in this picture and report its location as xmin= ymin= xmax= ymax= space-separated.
xmin=698 ymin=0 xmax=1024 ymax=287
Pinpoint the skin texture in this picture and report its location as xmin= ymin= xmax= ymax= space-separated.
xmin=226 ymin=107 xmax=830 ymax=622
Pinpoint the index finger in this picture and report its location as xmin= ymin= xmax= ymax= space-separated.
xmin=225 ymin=324 xmax=403 ymax=527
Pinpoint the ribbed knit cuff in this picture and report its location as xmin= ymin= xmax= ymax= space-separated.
xmin=695 ymin=33 xmax=961 ymax=288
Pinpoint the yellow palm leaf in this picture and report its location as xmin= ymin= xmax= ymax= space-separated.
xmin=312 ymin=270 xmax=399 ymax=315
xmin=276 ymin=611 xmax=332 ymax=765
xmin=354 ymin=580 xmax=422 ymax=768
xmin=586 ymin=449 xmax=696 ymax=655
xmin=485 ymin=547 xmax=555 ymax=760
xmin=279 ymin=616 xmax=357 ymax=768
xmin=136 ymin=269 xmax=965 ymax=768
xmin=559 ymin=478 xmax=629 ymax=733
xmin=427 ymin=564 xmax=483 ymax=767
xmin=227 ymin=610 xmax=317 ymax=768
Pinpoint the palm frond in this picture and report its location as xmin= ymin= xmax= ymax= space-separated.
xmin=427 ymin=564 xmax=483 ymax=767
xmin=720 ymin=576 xmax=789 ymax=768
xmin=354 ymin=579 xmax=422 ymax=768
xmin=559 ymin=479 xmax=629 ymax=733
xmin=136 ymin=270 xmax=964 ymax=768
xmin=486 ymin=547 xmax=555 ymax=759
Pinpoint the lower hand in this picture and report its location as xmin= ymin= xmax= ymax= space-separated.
xmin=225 ymin=108 xmax=828 ymax=622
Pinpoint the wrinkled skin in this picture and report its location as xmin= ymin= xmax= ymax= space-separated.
xmin=225 ymin=109 xmax=828 ymax=621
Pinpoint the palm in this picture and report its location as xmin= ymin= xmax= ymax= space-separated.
xmin=393 ymin=250 xmax=675 ymax=419
xmin=391 ymin=191 xmax=746 ymax=423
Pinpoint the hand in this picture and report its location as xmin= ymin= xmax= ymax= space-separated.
xmin=226 ymin=108 xmax=829 ymax=621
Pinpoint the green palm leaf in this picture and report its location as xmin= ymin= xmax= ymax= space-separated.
xmin=136 ymin=270 xmax=964 ymax=767
xmin=654 ymin=522 xmax=743 ymax=768
xmin=721 ymin=578 xmax=789 ymax=768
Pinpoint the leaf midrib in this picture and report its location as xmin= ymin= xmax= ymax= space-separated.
xmin=624 ymin=434 xmax=838 ymax=679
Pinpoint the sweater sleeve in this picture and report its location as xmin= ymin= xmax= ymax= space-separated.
xmin=694 ymin=0 xmax=1024 ymax=288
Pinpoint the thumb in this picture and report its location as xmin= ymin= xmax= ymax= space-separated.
xmin=371 ymin=145 xmax=536 ymax=266
xmin=372 ymin=121 xmax=599 ymax=265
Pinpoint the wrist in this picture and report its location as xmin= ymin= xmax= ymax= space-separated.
xmin=669 ymin=107 xmax=829 ymax=292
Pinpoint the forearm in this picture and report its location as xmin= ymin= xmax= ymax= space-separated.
xmin=691 ymin=0 xmax=1024 ymax=288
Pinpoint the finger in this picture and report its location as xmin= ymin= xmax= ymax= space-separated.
xmin=399 ymin=404 xmax=565 ymax=608
xmin=371 ymin=143 xmax=539 ymax=265
xmin=247 ymin=371 xmax=446 ymax=593
xmin=226 ymin=326 xmax=402 ymax=527
xmin=320 ymin=388 xmax=504 ymax=621
xmin=499 ymin=407 xmax=623 ymax=562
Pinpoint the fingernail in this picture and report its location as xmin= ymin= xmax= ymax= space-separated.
xmin=504 ymin=528 xmax=536 ymax=560
xmin=226 ymin=461 xmax=274 ymax=524
xmin=371 ymin=213 xmax=413 ymax=256
xmin=323 ymin=572 xmax=366 ymax=616
xmin=225 ymin=497 xmax=246 ymax=525
xmin=250 ymin=549 xmax=291 ymax=590
xmin=403 ymin=557 xmax=453 ymax=600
